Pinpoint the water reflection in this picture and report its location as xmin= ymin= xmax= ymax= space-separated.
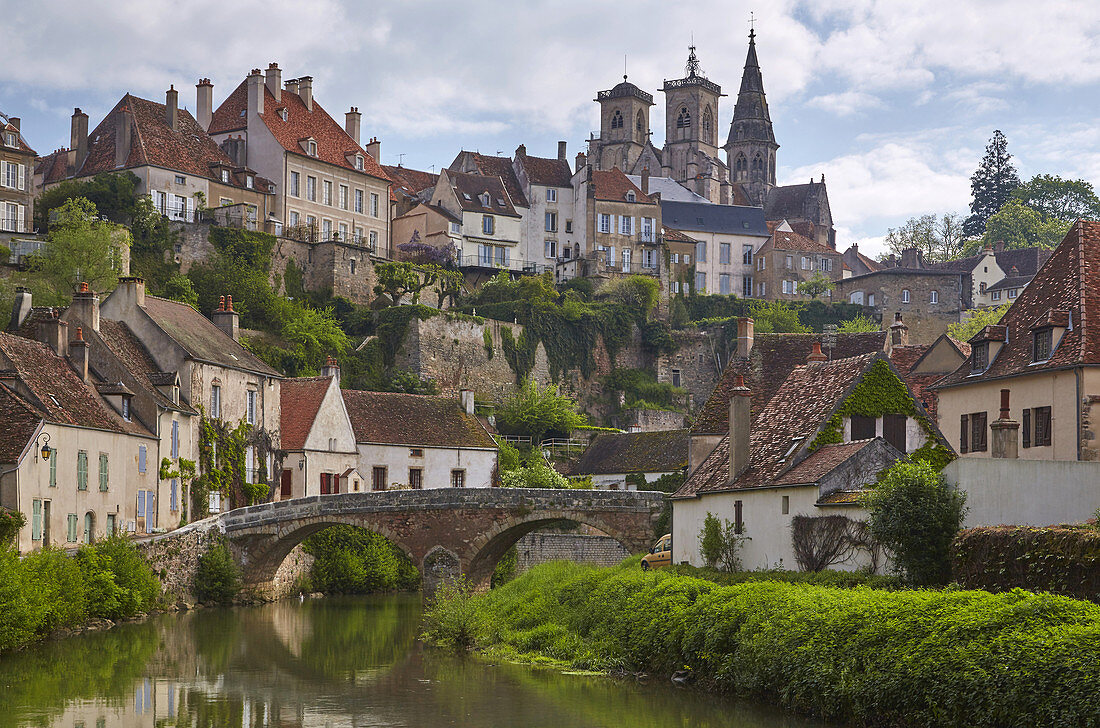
xmin=0 ymin=596 xmax=824 ymax=728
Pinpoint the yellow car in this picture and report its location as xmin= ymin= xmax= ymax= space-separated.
xmin=641 ymin=534 xmax=672 ymax=571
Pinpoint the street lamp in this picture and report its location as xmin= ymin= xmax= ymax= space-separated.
xmin=35 ymin=433 xmax=52 ymax=463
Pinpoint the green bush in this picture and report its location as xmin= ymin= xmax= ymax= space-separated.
xmin=491 ymin=546 xmax=518 ymax=588
xmin=424 ymin=561 xmax=1100 ymax=727
xmin=0 ymin=508 xmax=25 ymax=546
xmin=22 ymin=547 xmax=87 ymax=631
xmin=0 ymin=548 xmax=42 ymax=653
xmin=193 ymin=542 xmax=241 ymax=605
xmin=698 ymin=512 xmax=746 ymax=572
xmin=665 ymin=563 xmax=902 ymax=590
xmin=952 ymin=526 xmax=1100 ymax=601
xmin=422 ymin=576 xmax=485 ymax=649
xmin=76 ymin=535 xmax=161 ymax=619
xmin=303 ymin=525 xmax=419 ymax=594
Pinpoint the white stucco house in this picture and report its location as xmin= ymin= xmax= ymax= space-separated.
xmin=565 ymin=429 xmax=688 ymax=490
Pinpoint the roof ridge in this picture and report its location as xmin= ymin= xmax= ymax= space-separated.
xmin=124 ymin=93 xmax=151 ymax=168
xmin=1076 ymin=221 xmax=1088 ymax=362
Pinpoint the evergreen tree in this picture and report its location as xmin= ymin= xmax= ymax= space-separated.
xmin=964 ymin=130 xmax=1021 ymax=237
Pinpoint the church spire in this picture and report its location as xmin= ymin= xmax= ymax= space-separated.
xmin=729 ymin=29 xmax=773 ymax=142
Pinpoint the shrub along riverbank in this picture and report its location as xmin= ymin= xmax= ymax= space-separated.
xmin=423 ymin=560 xmax=1100 ymax=728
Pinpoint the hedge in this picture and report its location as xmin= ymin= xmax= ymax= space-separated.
xmin=952 ymin=525 xmax=1100 ymax=601
xmin=424 ymin=560 xmax=1100 ymax=728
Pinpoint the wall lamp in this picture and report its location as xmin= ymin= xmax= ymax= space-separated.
xmin=35 ymin=433 xmax=52 ymax=463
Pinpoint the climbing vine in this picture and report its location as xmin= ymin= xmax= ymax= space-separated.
xmin=191 ymin=414 xmax=276 ymax=518
xmin=160 ymin=456 xmax=196 ymax=524
xmin=808 ymin=358 xmax=954 ymax=469
xmin=500 ymin=326 xmax=536 ymax=384
xmin=482 ymin=326 xmax=494 ymax=360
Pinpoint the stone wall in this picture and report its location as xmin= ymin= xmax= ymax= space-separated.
xmin=514 ymin=532 xmax=630 ymax=572
xmin=655 ymin=327 xmax=724 ymax=410
xmin=611 ymin=408 xmax=687 ymax=431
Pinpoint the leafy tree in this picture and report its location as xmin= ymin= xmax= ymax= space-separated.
xmin=193 ymin=542 xmax=241 ymax=605
xmin=34 ymin=171 xmax=144 ymax=229
xmin=669 ymin=296 xmax=690 ymax=328
xmin=374 ymin=261 xmax=432 ymax=305
xmin=598 ymin=275 xmax=660 ymax=313
xmin=964 ymin=130 xmax=1021 ymax=237
xmin=796 ymin=272 xmax=835 ymax=299
xmin=977 ymin=199 xmax=1069 ymax=251
xmin=748 ymin=299 xmax=808 ymax=334
xmin=698 ymin=512 xmax=746 ymax=572
xmin=1011 ymin=174 xmax=1100 ymax=223
xmin=500 ymin=456 xmax=572 ymax=488
xmin=31 ymin=198 xmax=129 ymax=296
xmin=162 ymin=274 xmax=199 ymax=307
xmin=864 ymin=460 xmax=967 ymax=586
xmin=495 ymin=379 xmax=587 ymax=443
xmin=428 ymin=265 xmax=465 ymax=309
xmin=884 ymin=213 xmax=967 ymax=262
xmin=948 ymin=302 xmax=1010 ymax=341
xmin=837 ymin=314 xmax=880 ymax=333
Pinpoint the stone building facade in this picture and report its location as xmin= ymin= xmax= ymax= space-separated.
xmin=836 ymin=264 xmax=969 ymax=345
xmin=0 ymin=112 xmax=34 ymax=234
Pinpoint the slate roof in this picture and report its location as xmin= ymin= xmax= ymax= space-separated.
xmin=209 ymin=79 xmax=390 ymax=183
xmin=763 ymin=229 xmax=836 ymax=254
xmin=935 ymin=220 xmax=1100 ymax=389
xmin=382 ymin=164 xmax=438 ymax=198
xmin=692 ymin=331 xmax=887 ymax=434
xmin=566 ymin=429 xmax=688 ymax=476
xmin=280 ymin=376 xmax=332 ymax=451
xmin=448 ymin=171 xmax=521 ymax=217
xmin=986 ymin=275 xmax=1031 ymax=292
xmin=141 ymin=295 xmax=281 ymax=377
xmin=592 ymin=168 xmax=655 ymax=205
xmin=459 ymin=153 xmax=528 ymax=207
xmin=342 ymin=391 xmax=496 ymax=449
xmin=764 ymin=182 xmax=826 ymax=222
xmin=931 ymin=246 xmax=1052 ymax=277
xmin=675 ymin=352 xmax=885 ymax=498
xmin=625 ymin=175 xmax=709 ymax=203
xmin=0 ymin=386 xmax=41 ymax=463
xmin=661 ymin=200 xmax=768 ymax=236
xmin=518 ymin=153 xmax=572 ymax=188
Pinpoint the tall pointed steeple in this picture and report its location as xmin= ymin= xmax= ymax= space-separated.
xmin=725 ymin=29 xmax=778 ymax=205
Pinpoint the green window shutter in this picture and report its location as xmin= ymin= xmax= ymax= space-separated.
xmin=77 ymin=451 xmax=88 ymax=491
xmin=99 ymin=453 xmax=109 ymax=492
xmin=49 ymin=450 xmax=57 ymax=487
xmin=67 ymin=514 xmax=77 ymax=542
xmin=31 ymin=499 xmax=42 ymax=540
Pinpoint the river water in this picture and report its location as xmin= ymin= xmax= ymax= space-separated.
xmin=0 ymin=595 xmax=824 ymax=728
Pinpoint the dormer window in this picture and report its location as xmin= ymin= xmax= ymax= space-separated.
xmin=121 ymin=397 xmax=131 ymax=422
xmin=279 ymin=108 xmax=288 ymax=121
xmin=480 ymin=193 xmax=490 ymax=207
xmin=626 ymin=191 xmax=636 ymax=202
xmin=308 ymin=140 xmax=317 ymax=156
xmin=355 ymin=155 xmax=364 ymax=170
xmin=1033 ymin=328 xmax=1053 ymax=362
xmin=971 ymin=342 xmax=989 ymax=372
xmin=246 ymin=175 xmax=254 ymax=189
xmin=4 ymin=132 xmax=15 ymax=147
xmin=221 ymin=169 xmax=230 ymax=183
xmin=779 ymin=437 xmax=805 ymax=463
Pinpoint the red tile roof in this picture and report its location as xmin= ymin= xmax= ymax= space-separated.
xmin=209 ymin=78 xmax=390 ymax=184
xmin=1 ymin=119 xmax=36 ymax=156
xmin=516 ymin=152 xmax=573 ymax=188
xmin=771 ymin=439 xmax=879 ymax=486
xmin=566 ymin=429 xmax=688 ymax=476
xmin=936 ymin=221 xmax=1100 ymax=389
xmin=0 ymin=386 xmax=41 ymax=463
xmin=280 ymin=376 xmax=333 ymax=451
xmin=591 ymin=168 xmax=656 ymax=204
xmin=96 ymin=319 xmax=194 ymax=413
xmin=382 ymin=164 xmax=438 ymax=198
xmin=762 ymin=229 xmax=836 ymax=254
xmin=342 ymin=390 xmax=496 ymax=449
xmin=35 ymin=150 xmax=70 ymax=185
xmin=663 ymin=228 xmax=700 ymax=244
xmin=463 ymin=153 xmax=528 ymax=207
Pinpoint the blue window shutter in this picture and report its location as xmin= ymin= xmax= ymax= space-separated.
xmin=138 ymin=445 xmax=146 ymax=473
xmin=171 ymin=421 xmax=179 ymax=458
xmin=137 ymin=490 xmax=146 ymax=518
xmin=171 ymin=479 xmax=178 ymax=512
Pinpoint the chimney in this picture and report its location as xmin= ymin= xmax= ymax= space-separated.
xmin=736 ymin=317 xmax=755 ymax=359
xmin=575 ymin=151 xmax=587 ymax=173
xmin=71 ymin=108 xmax=89 ymax=170
xmin=69 ymin=326 xmax=89 ymax=382
xmin=515 ymin=144 xmax=527 ymax=158
xmin=9 ymin=117 xmax=18 ymax=132
xmin=900 ymin=247 xmax=920 ymax=269
xmin=807 ymin=341 xmax=828 ymax=363
xmin=364 ymin=136 xmax=380 ymax=162
xmin=196 ymin=78 xmax=213 ymax=131
xmin=298 ymin=76 xmax=313 ymax=112
xmin=991 ymin=388 xmax=1020 ymax=459
xmin=9 ymin=286 xmax=31 ymax=331
xmin=345 ymin=107 xmax=361 ymax=145
xmin=719 ymin=179 xmax=730 ymax=205
xmin=889 ymin=312 xmax=909 ymax=349
xmin=558 ymin=140 xmax=567 ymax=162
xmin=212 ymin=295 xmax=240 ymax=341
xmin=115 ymin=276 xmax=146 ymax=311
xmin=641 ymin=166 xmax=650 ymax=195
xmin=265 ymin=63 xmax=282 ymax=103
xmin=285 ymin=78 xmax=300 ymax=96
xmin=1010 ymin=265 xmax=1019 ymax=276
xmin=69 ymin=281 xmax=101 ymax=333
xmin=246 ymin=68 xmax=264 ymax=118
xmin=459 ymin=389 xmax=475 ymax=416
xmin=321 ymin=355 xmax=341 ymax=384
xmin=165 ymin=85 xmax=178 ymax=131
xmin=727 ymin=376 xmax=751 ymax=483
xmin=114 ymin=105 xmax=132 ymax=168
xmin=38 ymin=313 xmax=68 ymax=357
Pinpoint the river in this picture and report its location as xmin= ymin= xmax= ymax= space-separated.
xmin=0 ymin=595 xmax=825 ymax=728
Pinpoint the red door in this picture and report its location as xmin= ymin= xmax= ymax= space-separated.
xmin=320 ymin=473 xmax=332 ymax=495
xmin=280 ymin=469 xmax=292 ymax=499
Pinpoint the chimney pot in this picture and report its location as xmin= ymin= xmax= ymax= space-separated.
xmin=70 ymin=282 xmax=101 ymax=333
xmin=298 ymin=75 xmax=313 ymax=112
xmin=575 ymin=151 xmax=587 ymax=174
xmin=345 ymin=107 xmax=362 ymax=145
xmin=736 ymin=317 xmax=755 ymax=359
xmin=212 ymin=295 xmax=240 ymax=341
xmin=807 ymin=341 xmax=827 ymax=363
xmin=557 ymin=140 xmax=567 ymax=161
xmin=364 ymin=136 xmax=381 ymax=162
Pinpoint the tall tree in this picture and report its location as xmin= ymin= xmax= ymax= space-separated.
xmin=964 ymin=130 xmax=1021 ymax=237
xmin=31 ymin=197 xmax=129 ymax=296
xmin=979 ymin=200 xmax=1068 ymax=251
xmin=1011 ymin=174 xmax=1100 ymax=224
xmin=883 ymin=213 xmax=966 ymax=262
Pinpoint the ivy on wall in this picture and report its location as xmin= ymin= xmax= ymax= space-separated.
xmin=191 ymin=415 xmax=275 ymax=518
xmin=159 ymin=456 xmax=196 ymax=524
xmin=808 ymin=358 xmax=954 ymax=470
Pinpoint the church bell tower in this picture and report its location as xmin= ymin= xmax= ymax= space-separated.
xmin=724 ymin=29 xmax=778 ymax=206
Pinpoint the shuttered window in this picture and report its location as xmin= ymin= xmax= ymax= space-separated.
xmin=1034 ymin=406 xmax=1052 ymax=447
xmin=77 ymin=450 xmax=88 ymax=490
xmin=99 ymin=453 xmax=109 ymax=491
xmin=171 ymin=421 xmax=179 ymax=458
xmin=960 ymin=414 xmax=969 ymax=454
xmin=170 ymin=479 xmax=178 ymax=512
xmin=67 ymin=513 xmax=78 ymax=543
xmin=970 ymin=412 xmax=988 ymax=453
xmin=49 ymin=449 xmax=57 ymax=487
xmin=138 ymin=445 xmax=147 ymax=474
xmin=31 ymin=499 xmax=42 ymax=540
xmin=372 ymin=467 xmax=387 ymax=491
xmin=1022 ymin=409 xmax=1031 ymax=448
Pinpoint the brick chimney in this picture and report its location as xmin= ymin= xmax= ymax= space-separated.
xmin=69 ymin=326 xmax=89 ymax=382
xmin=38 ymin=313 xmax=68 ymax=357
xmin=321 ymin=355 xmax=341 ymax=384
xmin=298 ymin=75 xmax=313 ymax=112
xmin=69 ymin=281 xmax=100 ymax=333
xmin=345 ymin=107 xmax=361 ymax=145
xmin=196 ymin=78 xmax=213 ymax=131
xmin=736 ymin=317 xmax=755 ymax=359
xmin=807 ymin=341 xmax=827 ymax=363
xmin=212 ymin=295 xmax=240 ymax=341
xmin=575 ymin=151 xmax=587 ymax=173
xmin=8 ymin=117 xmax=18 ymax=132
xmin=889 ymin=312 xmax=909 ymax=350
xmin=641 ymin=166 xmax=650 ymax=195
xmin=114 ymin=105 xmax=132 ymax=168
xmin=246 ymin=68 xmax=264 ymax=118
xmin=558 ymin=140 xmax=567 ymax=162
xmin=165 ymin=85 xmax=178 ymax=131
xmin=115 ymin=276 xmax=146 ymax=311
xmin=727 ymin=375 xmax=751 ymax=483
xmin=364 ymin=136 xmax=380 ymax=162
xmin=459 ymin=389 xmax=475 ymax=416
xmin=991 ymin=388 xmax=1019 ymax=459
xmin=265 ymin=62 xmax=282 ymax=103
xmin=9 ymin=286 xmax=31 ymax=330
xmin=515 ymin=143 xmax=526 ymax=158
xmin=71 ymin=108 xmax=89 ymax=170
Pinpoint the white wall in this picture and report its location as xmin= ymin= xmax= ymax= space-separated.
xmin=357 ymin=443 xmax=497 ymax=489
xmin=944 ymin=458 xmax=1100 ymax=527
xmin=590 ymin=471 xmax=675 ymax=491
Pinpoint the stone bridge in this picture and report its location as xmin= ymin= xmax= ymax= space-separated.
xmin=218 ymin=488 xmax=665 ymax=594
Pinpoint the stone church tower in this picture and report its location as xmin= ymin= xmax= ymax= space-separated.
xmin=724 ymin=29 xmax=778 ymax=207
xmin=590 ymin=76 xmax=659 ymax=174
xmin=661 ymin=47 xmax=730 ymax=204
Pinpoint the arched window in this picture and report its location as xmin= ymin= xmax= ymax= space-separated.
xmin=611 ymin=109 xmax=623 ymax=129
xmin=752 ymin=153 xmax=764 ymax=172
xmin=702 ymin=106 xmax=713 ymax=143
xmin=734 ymin=153 xmax=747 ymax=181
xmin=636 ymin=110 xmax=645 ymax=132
xmin=677 ymin=107 xmax=691 ymax=128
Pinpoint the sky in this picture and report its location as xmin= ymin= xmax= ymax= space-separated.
xmin=5 ymin=0 xmax=1100 ymax=257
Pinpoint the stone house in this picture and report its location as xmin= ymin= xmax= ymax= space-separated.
xmin=662 ymin=228 xmax=702 ymax=295
xmin=448 ymin=151 xmax=531 ymax=260
xmin=572 ymin=166 xmax=661 ymax=279
xmin=428 ymin=169 xmax=523 ymax=283
xmin=382 ymin=164 xmax=439 ymax=220
xmin=34 ymin=91 xmax=274 ymax=227
xmin=564 ymin=429 xmax=688 ymax=490
xmin=206 ymin=65 xmax=391 ymax=254
xmin=661 ymin=200 xmax=770 ymax=296
xmin=278 ymin=361 xmax=360 ymax=499
xmin=754 ymin=222 xmax=844 ymax=300
xmin=513 ymin=143 xmax=578 ymax=273
xmin=841 ymin=243 xmax=883 ymax=278
xmin=672 ymin=351 xmax=948 ymax=572
xmin=391 ymin=201 xmax=463 ymax=259
xmin=0 ymin=112 xmax=34 ymax=235
xmin=343 ymin=389 xmax=498 ymax=490
xmin=929 ymin=243 xmax=1051 ymax=308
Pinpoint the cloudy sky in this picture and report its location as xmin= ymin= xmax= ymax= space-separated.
xmin=5 ymin=0 xmax=1100 ymax=255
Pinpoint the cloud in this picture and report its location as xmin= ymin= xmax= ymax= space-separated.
xmin=805 ymin=91 xmax=884 ymax=117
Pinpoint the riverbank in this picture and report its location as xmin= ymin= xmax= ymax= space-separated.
xmin=423 ymin=559 xmax=1100 ymax=728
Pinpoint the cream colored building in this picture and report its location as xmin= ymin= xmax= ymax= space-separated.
xmin=429 ymin=169 xmax=523 ymax=277
xmin=571 ymin=166 xmax=661 ymax=279
xmin=278 ymin=366 xmax=361 ymax=499
xmin=662 ymin=200 xmax=770 ymax=296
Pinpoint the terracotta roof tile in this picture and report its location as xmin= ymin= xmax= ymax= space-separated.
xmin=382 ymin=164 xmax=438 ymax=198
xmin=0 ymin=386 xmax=41 ymax=463
xmin=342 ymin=391 xmax=496 ymax=449
xmin=448 ymin=170 xmax=521 ymax=217
xmin=280 ymin=376 xmax=332 ymax=451
xmin=663 ymin=228 xmax=700 ymax=243
xmin=1 ymin=117 xmax=36 ymax=155
xmin=772 ymin=440 xmax=878 ymax=486
xmin=591 ymin=168 xmax=656 ymax=205
xmin=567 ymin=429 xmax=688 ymax=476
xmin=763 ymin=229 xmax=836 ymax=254
xmin=517 ymin=153 xmax=573 ymax=188
xmin=96 ymin=319 xmax=193 ymax=413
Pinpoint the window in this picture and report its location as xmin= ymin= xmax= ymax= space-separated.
xmin=121 ymin=397 xmax=131 ymax=421
xmin=451 ymin=469 xmax=466 ymax=488
xmin=883 ymin=414 xmax=907 ymax=453
xmin=306 ymin=176 xmax=316 ymax=201
xmin=1008 ymin=288 xmax=1019 ymax=299
xmin=339 ymin=184 xmax=349 ymax=210
xmin=1033 ymin=328 xmax=1053 ymax=362
xmin=409 ymin=468 xmax=423 ymax=490
xmin=683 ymin=253 xmax=691 ymax=265
xmin=695 ymin=241 xmax=707 ymax=262
xmin=719 ymin=274 xmax=731 ymax=295
xmin=77 ymin=450 xmax=88 ymax=490
xmin=322 ymin=180 xmax=332 ymax=206
xmin=782 ymin=280 xmax=794 ymax=295
xmin=642 ymin=248 xmax=657 ymax=269
xmin=868 ymin=293 xmax=876 ymax=307
xmin=171 ymin=479 xmax=179 ymax=512
xmin=220 ymin=169 xmax=230 ymax=183
xmin=719 ymin=243 xmax=731 ymax=265
xmin=695 ymin=272 xmax=707 ymax=293
xmin=495 ymin=245 xmax=509 ymax=266
xmin=308 ymin=140 xmax=317 ymax=156
xmin=372 ymin=466 xmax=387 ymax=491
xmin=565 ymin=220 xmax=573 ymax=233
xmin=3 ymin=131 xmax=14 ymax=147
xmin=620 ymin=215 xmax=633 ymax=235
xmin=290 ymin=171 xmax=300 ymax=197
xmin=355 ymin=189 xmax=363 ymax=213
xmin=171 ymin=420 xmax=179 ymax=459
xmin=355 ymin=155 xmax=364 ymax=170
xmin=545 ymin=211 xmax=557 ymax=232
xmin=642 ymin=217 xmax=654 ymax=241
xmin=220 ymin=197 xmax=233 ymax=207
xmin=1034 ymin=406 xmax=1052 ymax=447
xmin=598 ymin=213 xmax=611 ymax=234
xmin=322 ymin=218 xmax=333 ymax=239
xmin=611 ymin=109 xmax=623 ymax=129
xmin=67 ymin=514 xmax=79 ymax=543
xmin=742 ymin=275 xmax=753 ymax=297
xmin=370 ymin=192 xmax=380 ymax=217
xmin=49 ymin=448 xmax=57 ymax=487
xmin=672 ymin=281 xmax=680 ymax=294
xmin=676 ymin=106 xmax=691 ymax=128
xmin=98 ymin=453 xmax=109 ymax=492
xmin=971 ymin=342 xmax=989 ymax=372
xmin=546 ymin=187 xmax=557 ymax=203
xmin=734 ymin=500 xmax=743 ymax=534
xmin=247 ymin=390 xmax=257 ymax=425
xmin=902 ymin=288 xmax=911 ymax=303
xmin=758 ymin=281 xmax=766 ymax=296
xmin=785 ymin=254 xmax=793 ymax=269
xmin=175 ymin=175 xmax=186 ymax=185
xmin=450 ymin=221 xmax=461 ymax=234
xmin=850 ymin=415 xmax=876 ymax=441
xmin=991 ymin=290 xmax=1001 ymax=301
xmin=756 ymin=255 xmax=765 ymax=271
xmin=930 ymin=290 xmax=939 ymax=304
xmin=340 ymin=222 xmax=348 ymax=240
xmin=544 ymin=240 xmax=557 ymax=258
xmin=211 ymin=384 xmax=222 ymax=418
xmin=801 ymin=256 xmax=811 ymax=270
xmin=482 ymin=215 xmax=494 ymax=235
xmin=782 ymin=495 xmax=790 ymax=515
xmin=31 ymin=499 xmax=42 ymax=540
xmin=979 ymin=281 xmax=987 ymax=294
xmin=369 ymin=230 xmax=378 ymax=249
xmin=969 ymin=412 xmax=988 ymax=452
xmin=626 ymin=191 xmax=636 ymax=203
xmin=138 ymin=445 xmax=146 ymax=474
xmin=621 ymin=248 xmax=631 ymax=272
xmin=246 ymin=175 xmax=254 ymax=189
xmin=307 ymin=215 xmax=316 ymax=229
xmin=671 ymin=369 xmax=682 ymax=387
